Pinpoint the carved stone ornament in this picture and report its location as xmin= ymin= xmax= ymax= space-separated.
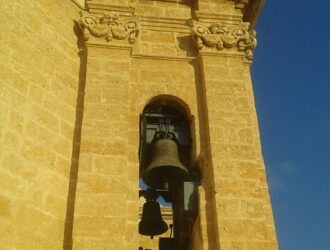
xmin=189 ymin=20 xmax=257 ymax=60
xmin=78 ymin=10 xmax=140 ymax=44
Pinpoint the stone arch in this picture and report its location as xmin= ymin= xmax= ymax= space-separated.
xmin=139 ymin=94 xmax=195 ymax=177
xmin=142 ymin=94 xmax=193 ymax=121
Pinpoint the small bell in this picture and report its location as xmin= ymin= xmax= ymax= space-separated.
xmin=139 ymin=198 xmax=168 ymax=238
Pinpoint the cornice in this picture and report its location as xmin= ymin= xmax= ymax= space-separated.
xmin=194 ymin=11 xmax=243 ymax=24
xmin=85 ymin=4 xmax=190 ymax=33
xmin=198 ymin=51 xmax=251 ymax=65
xmin=131 ymin=53 xmax=195 ymax=62
xmin=242 ymin=0 xmax=265 ymax=29
xmin=140 ymin=16 xmax=190 ymax=33
xmin=78 ymin=1 xmax=263 ymax=63
xmin=85 ymin=0 xmax=264 ymax=30
xmin=85 ymin=42 xmax=133 ymax=50
xmin=86 ymin=2 xmax=135 ymax=16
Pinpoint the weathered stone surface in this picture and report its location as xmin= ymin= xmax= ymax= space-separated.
xmin=0 ymin=0 xmax=81 ymax=248
xmin=1 ymin=0 xmax=277 ymax=249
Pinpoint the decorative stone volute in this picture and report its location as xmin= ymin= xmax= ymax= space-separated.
xmin=189 ymin=20 xmax=257 ymax=60
xmin=78 ymin=10 xmax=140 ymax=44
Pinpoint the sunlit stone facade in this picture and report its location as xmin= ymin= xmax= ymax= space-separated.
xmin=0 ymin=0 xmax=277 ymax=249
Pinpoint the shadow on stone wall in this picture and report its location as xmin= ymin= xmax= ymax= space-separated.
xmin=192 ymin=58 xmax=221 ymax=250
xmin=63 ymin=21 xmax=86 ymax=250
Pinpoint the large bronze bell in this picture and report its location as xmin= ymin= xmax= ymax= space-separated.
xmin=139 ymin=199 xmax=168 ymax=238
xmin=143 ymin=138 xmax=188 ymax=189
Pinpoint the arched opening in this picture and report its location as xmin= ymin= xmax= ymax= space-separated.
xmin=140 ymin=98 xmax=192 ymax=181
xmin=138 ymin=96 xmax=198 ymax=250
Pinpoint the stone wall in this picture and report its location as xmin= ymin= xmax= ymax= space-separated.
xmin=0 ymin=0 xmax=81 ymax=248
xmin=199 ymin=54 xmax=277 ymax=249
xmin=0 ymin=0 xmax=277 ymax=249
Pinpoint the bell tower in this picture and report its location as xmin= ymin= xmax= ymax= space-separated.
xmin=69 ymin=0 xmax=278 ymax=249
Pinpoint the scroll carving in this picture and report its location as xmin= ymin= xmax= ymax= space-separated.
xmin=78 ymin=11 xmax=140 ymax=44
xmin=190 ymin=21 xmax=257 ymax=60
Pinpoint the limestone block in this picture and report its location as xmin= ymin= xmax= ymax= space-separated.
xmin=77 ymin=174 xmax=127 ymax=194
xmin=126 ymin=200 xmax=139 ymax=221
xmin=140 ymin=69 xmax=189 ymax=85
xmin=125 ymin=222 xmax=139 ymax=244
xmin=80 ymin=138 xmax=127 ymax=155
xmin=15 ymin=204 xmax=54 ymax=234
xmin=3 ymin=131 xmax=20 ymax=151
xmin=33 ymin=171 xmax=69 ymax=197
xmin=218 ymin=219 xmax=268 ymax=241
xmin=240 ymin=198 xmax=264 ymax=219
xmin=55 ymin=155 xmax=71 ymax=177
xmin=215 ymin=179 xmax=263 ymax=199
xmin=31 ymin=104 xmax=60 ymax=133
xmin=15 ymin=227 xmax=56 ymax=250
xmin=73 ymin=238 xmax=126 ymax=250
xmin=245 ymin=240 xmax=273 ymax=250
xmin=141 ymin=31 xmax=175 ymax=44
xmin=44 ymin=194 xmax=67 ymax=218
xmin=197 ymin=0 xmax=241 ymax=15
xmin=83 ymin=104 xmax=128 ymax=121
xmin=21 ymin=140 xmax=56 ymax=167
xmin=75 ymin=194 xmax=126 ymax=217
xmin=238 ymin=161 xmax=262 ymax=179
xmin=213 ymin=160 xmax=239 ymax=178
xmin=127 ymin=163 xmax=139 ymax=182
xmin=0 ymin=195 xmax=11 ymax=217
xmin=215 ymin=144 xmax=261 ymax=161
xmin=77 ymin=153 xmax=93 ymax=174
xmin=0 ymin=171 xmax=22 ymax=197
xmin=51 ymin=137 xmax=73 ymax=159
xmin=60 ymin=120 xmax=75 ymax=140
xmin=25 ymin=121 xmax=53 ymax=144
xmin=0 ymin=219 xmax=13 ymax=248
xmin=220 ymin=240 xmax=246 ymax=250
xmin=102 ymin=60 xmax=130 ymax=74
xmin=2 ymin=153 xmax=35 ymax=181
xmin=217 ymin=197 xmax=241 ymax=218
xmin=73 ymin=217 xmax=126 ymax=239
xmin=93 ymin=155 xmax=128 ymax=175
xmin=126 ymin=181 xmax=139 ymax=200
xmin=9 ymin=110 xmax=24 ymax=133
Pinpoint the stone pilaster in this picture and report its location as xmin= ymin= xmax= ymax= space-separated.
xmin=71 ymin=8 xmax=138 ymax=249
xmin=196 ymin=46 xmax=277 ymax=250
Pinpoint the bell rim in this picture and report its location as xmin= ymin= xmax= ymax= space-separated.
xmin=143 ymin=165 xmax=189 ymax=189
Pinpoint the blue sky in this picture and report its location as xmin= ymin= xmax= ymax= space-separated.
xmin=252 ymin=1 xmax=330 ymax=249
